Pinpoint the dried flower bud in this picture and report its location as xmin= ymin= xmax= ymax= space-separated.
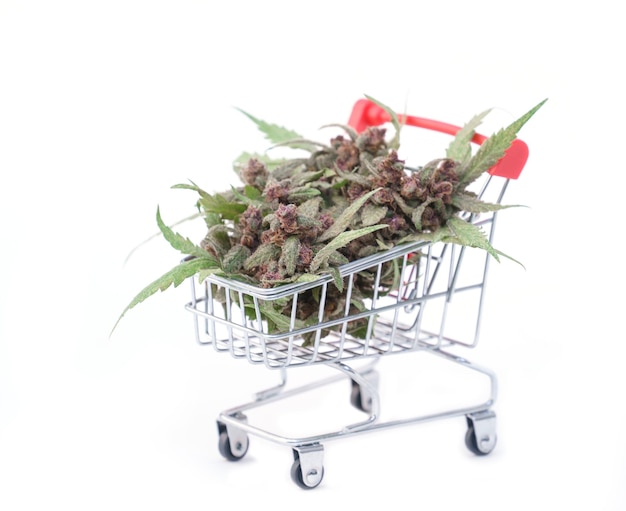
xmin=331 ymin=135 xmax=360 ymax=171
xmin=258 ymin=262 xmax=284 ymax=288
xmin=275 ymin=203 xmax=299 ymax=234
xmin=372 ymin=188 xmax=395 ymax=206
xmin=369 ymin=150 xmax=405 ymax=189
xmin=261 ymin=227 xmax=286 ymax=246
xmin=435 ymin=158 xmax=459 ymax=182
xmin=294 ymin=291 xmax=318 ymax=320
xmin=318 ymin=213 xmax=334 ymax=232
xmin=400 ymin=174 xmax=419 ymax=199
xmin=240 ymin=205 xmax=263 ymax=232
xmin=241 ymin=158 xmax=268 ymax=189
xmin=385 ymin=214 xmax=408 ymax=232
xmin=237 ymin=205 xmax=263 ymax=249
xmin=298 ymin=243 xmax=313 ymax=267
xmin=420 ymin=206 xmax=441 ymax=231
xmin=433 ymin=181 xmax=454 ymax=203
xmin=346 ymin=183 xmax=367 ymax=202
xmin=264 ymin=179 xmax=291 ymax=203
xmin=356 ymin=127 xmax=387 ymax=154
xmin=239 ymin=233 xmax=257 ymax=249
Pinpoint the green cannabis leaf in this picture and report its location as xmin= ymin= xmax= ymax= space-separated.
xmin=318 ymin=188 xmax=381 ymax=242
xmin=111 ymin=256 xmax=219 ymax=336
xmin=457 ymin=99 xmax=548 ymax=188
xmin=123 ymin=210 xmax=201 ymax=266
xmin=451 ymin=192 xmax=521 ymax=214
xmin=310 ymin=224 xmax=388 ymax=272
xmin=111 ymin=207 xmax=221 ymax=336
xmin=235 ymin=108 xmax=303 ymax=145
xmin=156 ymin=207 xmax=210 ymax=259
xmin=442 ymin=217 xmax=501 ymax=261
xmin=446 ymin=109 xmax=491 ymax=164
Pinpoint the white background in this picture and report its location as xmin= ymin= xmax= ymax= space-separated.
xmin=1 ymin=0 xmax=624 ymax=509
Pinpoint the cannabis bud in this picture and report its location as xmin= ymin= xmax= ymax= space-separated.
xmin=112 ymin=96 xmax=547 ymax=341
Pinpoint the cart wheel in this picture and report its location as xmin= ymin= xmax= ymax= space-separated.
xmin=290 ymin=458 xmax=324 ymax=490
xmin=350 ymin=380 xmax=369 ymax=412
xmin=465 ymin=422 xmax=496 ymax=456
xmin=217 ymin=422 xmax=249 ymax=461
xmin=218 ymin=431 xmax=248 ymax=461
xmin=349 ymin=371 xmax=378 ymax=413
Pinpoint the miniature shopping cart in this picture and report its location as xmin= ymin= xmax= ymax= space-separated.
xmin=185 ymin=98 xmax=531 ymax=489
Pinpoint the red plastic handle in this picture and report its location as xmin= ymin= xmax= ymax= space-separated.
xmin=347 ymin=98 xmax=528 ymax=180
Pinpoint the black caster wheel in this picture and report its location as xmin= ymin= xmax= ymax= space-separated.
xmin=350 ymin=380 xmax=370 ymax=412
xmin=217 ymin=422 xmax=249 ymax=461
xmin=290 ymin=458 xmax=324 ymax=490
xmin=349 ymin=371 xmax=378 ymax=413
xmin=465 ymin=420 xmax=497 ymax=456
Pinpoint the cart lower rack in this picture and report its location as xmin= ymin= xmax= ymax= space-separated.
xmin=184 ymin=98 xmax=530 ymax=489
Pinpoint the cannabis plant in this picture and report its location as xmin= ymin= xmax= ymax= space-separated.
xmin=112 ymin=96 xmax=546 ymax=340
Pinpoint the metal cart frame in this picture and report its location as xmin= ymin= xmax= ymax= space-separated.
xmin=184 ymin=99 xmax=530 ymax=489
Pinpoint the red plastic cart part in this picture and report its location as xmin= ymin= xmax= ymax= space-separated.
xmin=347 ymin=98 xmax=528 ymax=180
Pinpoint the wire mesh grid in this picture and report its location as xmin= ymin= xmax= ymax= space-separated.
xmin=185 ymin=185 xmax=501 ymax=370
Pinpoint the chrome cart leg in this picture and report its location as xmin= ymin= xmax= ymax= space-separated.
xmin=465 ymin=410 xmax=497 ymax=455
xmin=291 ymin=444 xmax=324 ymax=490
xmin=217 ymin=412 xmax=249 ymax=461
xmin=254 ymin=368 xmax=288 ymax=401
